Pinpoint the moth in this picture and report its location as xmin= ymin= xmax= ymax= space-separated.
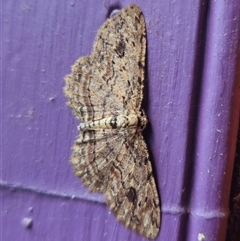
xmin=64 ymin=4 xmax=160 ymax=239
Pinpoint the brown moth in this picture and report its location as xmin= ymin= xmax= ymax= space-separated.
xmin=64 ymin=4 xmax=160 ymax=239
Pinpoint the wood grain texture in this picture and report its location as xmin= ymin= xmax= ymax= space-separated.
xmin=2 ymin=0 xmax=240 ymax=240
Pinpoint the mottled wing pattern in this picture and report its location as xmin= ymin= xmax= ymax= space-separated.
xmin=105 ymin=134 xmax=160 ymax=239
xmin=64 ymin=56 xmax=114 ymax=121
xmin=71 ymin=128 xmax=160 ymax=238
xmin=92 ymin=4 xmax=146 ymax=111
xmin=71 ymin=129 xmax=127 ymax=192
xmin=64 ymin=5 xmax=146 ymax=121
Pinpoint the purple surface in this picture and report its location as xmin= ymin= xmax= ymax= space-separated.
xmin=187 ymin=1 xmax=240 ymax=240
xmin=2 ymin=0 xmax=240 ymax=241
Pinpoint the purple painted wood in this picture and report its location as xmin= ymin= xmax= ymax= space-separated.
xmin=2 ymin=0 xmax=239 ymax=241
xmin=187 ymin=1 xmax=240 ymax=240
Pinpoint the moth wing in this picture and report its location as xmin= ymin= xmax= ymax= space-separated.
xmin=64 ymin=57 xmax=120 ymax=121
xmin=104 ymin=134 xmax=160 ymax=239
xmin=92 ymin=4 xmax=146 ymax=110
xmin=64 ymin=4 xmax=146 ymax=120
xmin=71 ymin=129 xmax=127 ymax=192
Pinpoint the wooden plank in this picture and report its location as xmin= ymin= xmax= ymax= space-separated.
xmin=187 ymin=1 xmax=240 ymax=240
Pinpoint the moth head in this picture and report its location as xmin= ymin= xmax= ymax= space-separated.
xmin=138 ymin=110 xmax=148 ymax=131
